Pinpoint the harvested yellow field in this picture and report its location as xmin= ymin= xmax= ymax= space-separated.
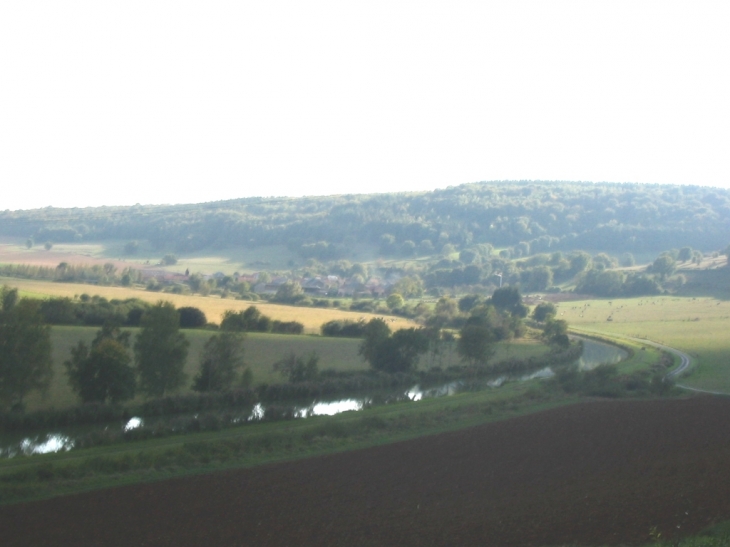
xmin=0 ymin=277 xmax=418 ymax=333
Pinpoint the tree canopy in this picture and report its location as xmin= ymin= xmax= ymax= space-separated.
xmin=0 ymin=287 xmax=53 ymax=411
xmin=65 ymin=323 xmax=136 ymax=404
xmin=134 ymin=301 xmax=189 ymax=397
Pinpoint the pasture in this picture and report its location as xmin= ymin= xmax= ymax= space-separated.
xmin=560 ymin=296 xmax=730 ymax=392
xmin=24 ymin=326 xmax=552 ymax=411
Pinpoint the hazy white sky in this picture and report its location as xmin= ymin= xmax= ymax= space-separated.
xmin=1 ymin=1 xmax=728 ymax=210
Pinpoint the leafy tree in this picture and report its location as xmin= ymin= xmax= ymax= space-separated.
xmin=569 ymin=252 xmax=592 ymax=275
xmin=543 ymin=318 xmax=570 ymax=348
xmin=457 ymin=324 xmax=497 ymax=367
xmin=178 ymin=306 xmax=207 ymax=328
xmin=192 ymin=332 xmax=245 ymax=392
xmin=489 ymin=286 xmax=528 ymax=318
xmin=221 ymin=306 xmax=272 ymax=332
xmin=162 ymin=254 xmax=178 ymax=266
xmin=0 ymin=288 xmax=53 ymax=411
xmin=273 ymin=352 xmax=319 ymax=383
xmin=358 ymin=319 xmax=429 ymax=372
xmin=134 ymin=301 xmax=189 ymax=397
xmin=25 ymin=238 xmax=33 ymax=249
xmin=44 ymin=241 xmax=53 ymax=251
xmin=273 ymin=281 xmax=304 ymax=303
xmin=65 ymin=324 xmax=135 ymax=403
xmin=651 ymin=254 xmax=676 ymax=280
xmin=532 ymin=302 xmax=557 ymax=322
xmin=358 ymin=318 xmax=391 ymax=365
xmin=575 ymin=269 xmax=625 ymax=297
xmin=386 ymin=293 xmax=405 ymax=309
xmin=458 ymin=294 xmax=482 ymax=313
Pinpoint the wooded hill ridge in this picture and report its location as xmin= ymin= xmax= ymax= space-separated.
xmin=2 ymin=181 xmax=729 ymax=255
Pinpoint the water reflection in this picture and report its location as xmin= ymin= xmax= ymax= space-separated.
xmin=249 ymin=403 xmax=265 ymax=421
xmin=296 ymin=399 xmax=367 ymax=418
xmin=1 ymin=434 xmax=75 ymax=457
xmin=1 ymin=338 xmax=626 ymax=457
xmin=124 ymin=417 xmax=143 ymax=431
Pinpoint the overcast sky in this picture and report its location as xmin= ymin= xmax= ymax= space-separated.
xmin=1 ymin=1 xmax=728 ymax=211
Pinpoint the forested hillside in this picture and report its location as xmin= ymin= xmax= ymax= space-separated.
xmin=2 ymin=181 xmax=729 ymax=255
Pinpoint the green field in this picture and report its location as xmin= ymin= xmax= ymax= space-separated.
xmin=561 ymin=296 xmax=730 ymax=392
xmin=24 ymin=326 xmax=553 ymax=411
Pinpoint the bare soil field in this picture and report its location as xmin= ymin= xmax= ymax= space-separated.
xmin=4 ymin=397 xmax=730 ymax=546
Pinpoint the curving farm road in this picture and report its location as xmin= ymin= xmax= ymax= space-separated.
xmin=584 ymin=331 xmax=729 ymax=396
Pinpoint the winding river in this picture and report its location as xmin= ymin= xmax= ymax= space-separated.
xmin=0 ymin=337 xmax=627 ymax=458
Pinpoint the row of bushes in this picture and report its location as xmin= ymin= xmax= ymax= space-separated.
xmin=552 ymin=362 xmax=675 ymax=398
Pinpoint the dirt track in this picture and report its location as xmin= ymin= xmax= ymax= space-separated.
xmin=4 ymin=397 xmax=730 ymax=546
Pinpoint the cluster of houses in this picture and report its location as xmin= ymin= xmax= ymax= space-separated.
xmin=138 ymin=268 xmax=397 ymax=298
xmin=249 ymin=273 xmax=392 ymax=298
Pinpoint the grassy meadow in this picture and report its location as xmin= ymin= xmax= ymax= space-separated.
xmin=24 ymin=325 xmax=553 ymax=412
xmin=560 ymin=296 xmax=730 ymax=392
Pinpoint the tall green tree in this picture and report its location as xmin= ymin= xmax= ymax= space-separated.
xmin=134 ymin=301 xmax=189 ymax=397
xmin=457 ymin=324 xmax=497 ymax=367
xmin=489 ymin=286 xmax=528 ymax=318
xmin=192 ymin=332 xmax=246 ymax=392
xmin=532 ymin=302 xmax=557 ymax=322
xmin=358 ymin=319 xmax=429 ymax=372
xmin=543 ymin=318 xmax=570 ymax=348
xmin=65 ymin=323 xmax=135 ymax=403
xmin=651 ymin=254 xmax=676 ymax=280
xmin=0 ymin=287 xmax=53 ymax=411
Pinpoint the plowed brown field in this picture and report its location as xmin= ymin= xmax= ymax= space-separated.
xmin=4 ymin=397 xmax=730 ymax=546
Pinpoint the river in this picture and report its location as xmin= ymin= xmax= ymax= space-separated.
xmin=0 ymin=337 xmax=627 ymax=458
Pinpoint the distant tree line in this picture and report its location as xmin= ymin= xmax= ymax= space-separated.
xmin=1 ymin=182 xmax=728 ymax=256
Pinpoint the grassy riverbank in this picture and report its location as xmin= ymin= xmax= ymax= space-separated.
xmin=1 ymin=383 xmax=582 ymax=505
xmin=562 ymin=296 xmax=730 ymax=392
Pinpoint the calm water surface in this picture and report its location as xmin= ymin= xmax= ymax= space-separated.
xmin=1 ymin=338 xmax=625 ymax=457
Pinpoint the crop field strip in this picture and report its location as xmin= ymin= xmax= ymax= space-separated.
xmin=0 ymin=276 xmax=420 ymax=331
